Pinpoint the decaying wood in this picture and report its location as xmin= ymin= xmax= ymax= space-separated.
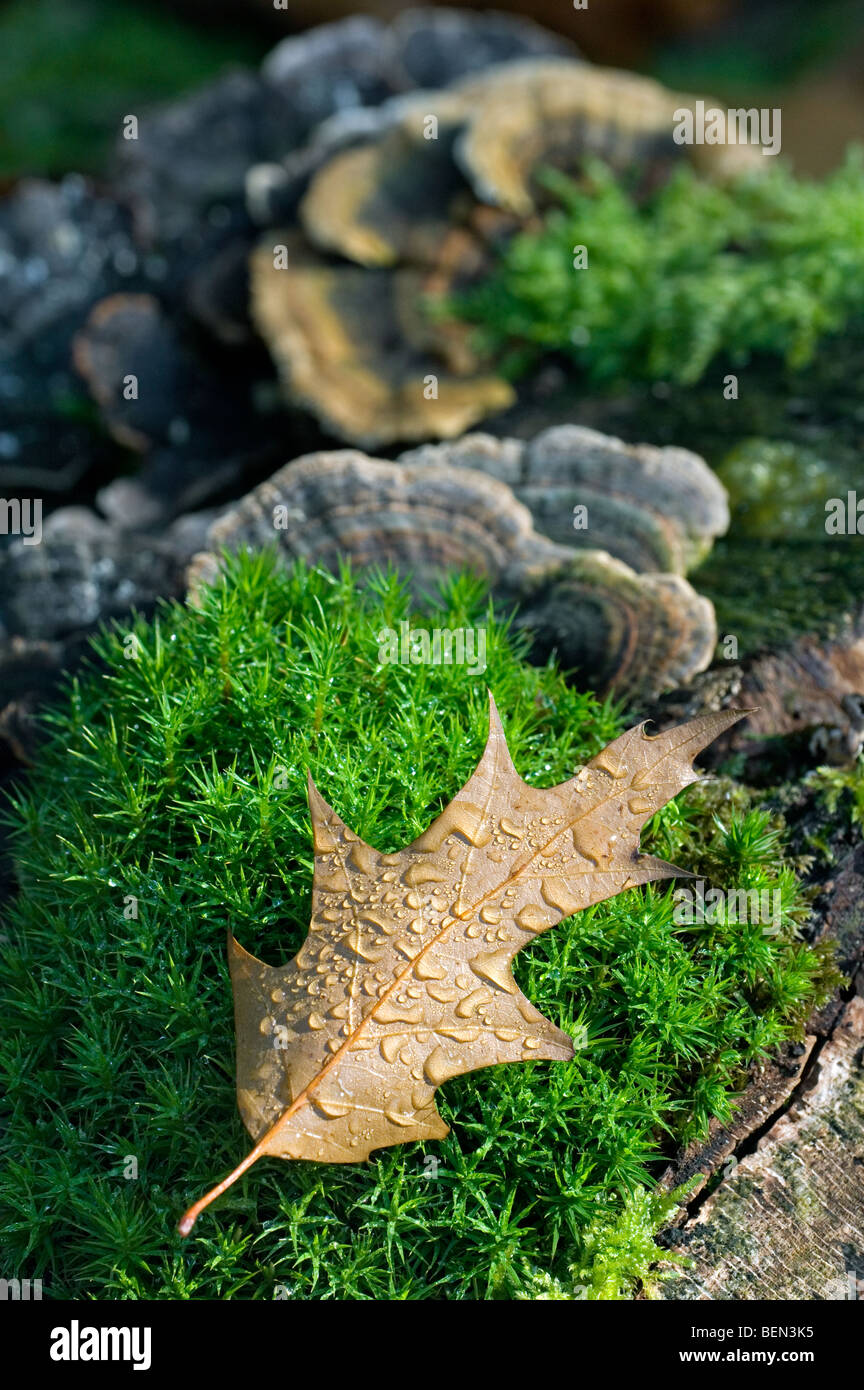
xmin=643 ymin=605 xmax=864 ymax=769
xmin=733 ymin=619 xmax=864 ymax=764
xmin=658 ymin=1037 xmax=818 ymax=1201
xmin=807 ymin=841 xmax=864 ymax=1036
xmin=660 ymin=993 xmax=864 ymax=1301
xmin=658 ymin=810 xmax=864 ymax=1302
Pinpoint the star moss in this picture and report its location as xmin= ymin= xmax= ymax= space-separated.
xmin=0 ymin=552 xmax=839 ymax=1299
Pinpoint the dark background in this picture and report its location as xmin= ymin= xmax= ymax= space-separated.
xmin=2 ymin=0 xmax=863 ymax=183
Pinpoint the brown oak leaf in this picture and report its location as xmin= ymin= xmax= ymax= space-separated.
xmin=179 ymin=695 xmax=747 ymax=1234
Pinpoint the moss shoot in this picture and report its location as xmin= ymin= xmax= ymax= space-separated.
xmin=0 ymin=552 xmax=838 ymax=1299
xmin=454 ymin=153 xmax=864 ymax=388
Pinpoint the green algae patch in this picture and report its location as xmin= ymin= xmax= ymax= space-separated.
xmin=715 ymin=439 xmax=853 ymax=540
xmin=694 ymin=536 xmax=864 ymax=654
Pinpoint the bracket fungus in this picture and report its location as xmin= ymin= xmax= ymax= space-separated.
xmin=252 ymin=57 xmax=763 ymax=446
xmin=299 ymin=92 xmax=475 ymax=269
xmin=113 ymin=10 xmax=575 ymax=248
xmin=188 ymin=444 xmax=718 ymax=701
xmin=250 ymin=234 xmax=514 ymax=448
xmin=298 ymin=61 xmax=759 ymax=266
xmin=72 ymin=294 xmax=186 ymax=454
xmin=453 ymin=60 xmax=762 ymax=216
xmin=400 ymin=426 xmax=730 ymax=574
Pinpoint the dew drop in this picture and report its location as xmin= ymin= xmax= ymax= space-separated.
xmin=469 ymin=949 xmax=517 ymax=994
xmin=375 ymin=997 xmax=424 ymax=1025
xmin=413 ymin=956 xmax=446 ymax=981
xmin=426 ymin=983 xmax=458 ymax=1003
xmin=437 ymin=1026 xmax=479 ymax=1043
xmin=594 ymin=754 xmax=626 ymax=779
xmin=423 ymin=1046 xmax=451 ymax=1086
xmin=456 ymin=988 xmax=488 ymax=1018
xmin=404 ymin=862 xmax=448 ymax=888
xmin=348 ymin=844 xmax=375 ymax=875
xmin=385 ymin=1109 xmax=416 ymax=1128
xmin=313 ymin=1096 xmax=350 ymax=1120
xmin=394 ymin=938 xmax=420 ymax=960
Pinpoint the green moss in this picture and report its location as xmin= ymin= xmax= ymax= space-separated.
xmin=520 ymin=1184 xmax=692 ymax=1300
xmin=0 ymin=0 xmax=265 ymax=177
xmin=654 ymin=0 xmax=861 ymax=89
xmin=0 ymin=552 xmax=836 ymax=1299
xmin=694 ymin=535 xmax=864 ymax=654
xmin=453 ymin=153 xmax=864 ymax=389
xmin=715 ymin=439 xmax=852 ymax=539
xmin=809 ymin=755 xmax=864 ymax=829
xmin=684 ymin=437 xmax=864 ymax=655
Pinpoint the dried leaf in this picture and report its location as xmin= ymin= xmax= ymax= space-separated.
xmin=179 ymin=695 xmax=748 ymax=1234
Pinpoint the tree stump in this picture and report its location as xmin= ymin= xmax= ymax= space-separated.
xmin=658 ymin=822 xmax=864 ymax=1301
xmin=660 ymin=993 xmax=864 ymax=1300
